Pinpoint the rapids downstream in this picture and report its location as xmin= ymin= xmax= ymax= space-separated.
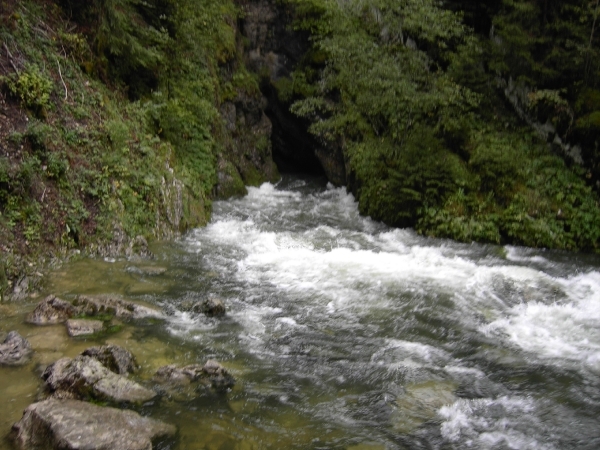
xmin=2 ymin=175 xmax=600 ymax=449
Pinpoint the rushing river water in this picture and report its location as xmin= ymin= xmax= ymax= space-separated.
xmin=2 ymin=175 xmax=600 ymax=449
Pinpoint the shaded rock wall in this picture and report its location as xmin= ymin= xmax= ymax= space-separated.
xmin=234 ymin=0 xmax=347 ymax=185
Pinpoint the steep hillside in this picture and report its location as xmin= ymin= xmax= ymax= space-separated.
xmin=0 ymin=0 xmax=278 ymax=299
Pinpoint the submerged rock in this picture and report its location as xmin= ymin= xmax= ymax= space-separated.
xmin=42 ymin=355 xmax=155 ymax=404
xmin=82 ymin=344 xmax=137 ymax=375
xmin=26 ymin=295 xmax=76 ymax=325
xmin=73 ymin=295 xmax=164 ymax=320
xmin=154 ymin=364 xmax=204 ymax=384
xmin=193 ymin=298 xmax=226 ymax=317
xmin=0 ymin=331 xmax=32 ymax=366
xmin=154 ymin=360 xmax=235 ymax=394
xmin=202 ymin=359 xmax=236 ymax=391
xmin=65 ymin=319 xmax=104 ymax=337
xmin=11 ymin=398 xmax=176 ymax=450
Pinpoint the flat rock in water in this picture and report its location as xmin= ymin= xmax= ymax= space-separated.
xmin=73 ymin=295 xmax=164 ymax=320
xmin=43 ymin=355 xmax=156 ymax=404
xmin=11 ymin=398 xmax=176 ymax=450
xmin=26 ymin=295 xmax=76 ymax=325
xmin=0 ymin=331 xmax=32 ymax=366
xmin=82 ymin=344 xmax=137 ymax=375
xmin=66 ymin=319 xmax=104 ymax=337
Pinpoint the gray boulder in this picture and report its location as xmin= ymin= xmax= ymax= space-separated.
xmin=73 ymin=295 xmax=164 ymax=320
xmin=26 ymin=295 xmax=76 ymax=325
xmin=82 ymin=344 xmax=137 ymax=375
xmin=0 ymin=331 xmax=32 ymax=366
xmin=11 ymin=398 xmax=176 ymax=450
xmin=66 ymin=319 xmax=104 ymax=337
xmin=42 ymin=355 xmax=156 ymax=404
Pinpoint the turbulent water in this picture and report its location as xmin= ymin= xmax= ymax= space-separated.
xmin=3 ymin=175 xmax=600 ymax=449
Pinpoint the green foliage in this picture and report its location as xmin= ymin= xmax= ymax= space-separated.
xmin=2 ymin=65 xmax=53 ymax=115
xmin=283 ymin=0 xmax=600 ymax=251
xmin=418 ymin=128 xmax=600 ymax=250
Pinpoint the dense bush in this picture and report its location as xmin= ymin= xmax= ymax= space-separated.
xmin=282 ymin=0 xmax=600 ymax=251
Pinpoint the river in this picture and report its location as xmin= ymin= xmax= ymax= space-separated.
xmin=1 ymin=175 xmax=600 ymax=449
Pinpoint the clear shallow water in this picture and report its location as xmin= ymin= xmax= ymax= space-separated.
xmin=2 ymin=175 xmax=600 ymax=449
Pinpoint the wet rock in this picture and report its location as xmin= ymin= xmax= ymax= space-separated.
xmin=154 ymin=364 xmax=204 ymax=385
xmin=73 ymin=295 xmax=164 ymax=320
xmin=0 ymin=331 xmax=32 ymax=366
xmin=154 ymin=360 xmax=235 ymax=393
xmin=202 ymin=360 xmax=236 ymax=391
xmin=65 ymin=319 xmax=104 ymax=337
xmin=11 ymin=398 xmax=176 ymax=450
xmin=193 ymin=298 xmax=226 ymax=317
xmin=42 ymin=355 xmax=156 ymax=404
xmin=26 ymin=295 xmax=76 ymax=325
xmin=82 ymin=344 xmax=137 ymax=375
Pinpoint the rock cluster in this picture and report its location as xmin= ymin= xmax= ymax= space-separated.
xmin=25 ymin=294 xmax=165 ymax=338
xmin=5 ymin=293 xmax=237 ymax=449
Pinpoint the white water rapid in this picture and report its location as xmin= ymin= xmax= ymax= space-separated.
xmin=159 ymin=176 xmax=600 ymax=449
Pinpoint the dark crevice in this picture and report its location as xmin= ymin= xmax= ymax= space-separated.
xmin=262 ymin=83 xmax=326 ymax=175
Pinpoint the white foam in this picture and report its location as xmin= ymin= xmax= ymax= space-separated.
xmin=439 ymin=397 xmax=555 ymax=449
xmin=483 ymin=272 xmax=600 ymax=372
xmin=371 ymin=339 xmax=452 ymax=369
xmin=184 ymin=180 xmax=600 ymax=380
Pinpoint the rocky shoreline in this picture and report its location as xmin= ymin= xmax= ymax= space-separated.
xmin=1 ymin=294 xmax=235 ymax=449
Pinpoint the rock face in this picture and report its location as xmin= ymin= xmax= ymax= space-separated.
xmin=42 ymin=356 xmax=156 ymax=404
xmin=26 ymin=295 xmax=76 ymax=325
xmin=193 ymin=298 xmax=226 ymax=317
xmin=66 ymin=319 xmax=104 ymax=337
xmin=0 ymin=331 xmax=32 ymax=366
xmin=82 ymin=345 xmax=137 ymax=375
xmin=72 ymin=295 xmax=164 ymax=320
xmin=11 ymin=398 xmax=176 ymax=450
xmin=237 ymin=0 xmax=346 ymax=185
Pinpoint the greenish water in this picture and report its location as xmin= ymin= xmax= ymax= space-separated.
xmin=1 ymin=175 xmax=600 ymax=449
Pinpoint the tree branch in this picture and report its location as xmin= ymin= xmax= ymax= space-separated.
xmin=56 ymin=58 xmax=68 ymax=101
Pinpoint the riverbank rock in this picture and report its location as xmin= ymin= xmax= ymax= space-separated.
xmin=0 ymin=331 xmax=32 ymax=366
xmin=73 ymin=295 xmax=164 ymax=320
xmin=11 ymin=398 xmax=176 ymax=450
xmin=154 ymin=360 xmax=235 ymax=393
xmin=82 ymin=344 xmax=137 ymax=375
xmin=65 ymin=319 xmax=104 ymax=337
xmin=26 ymin=295 xmax=76 ymax=325
xmin=42 ymin=355 xmax=156 ymax=404
xmin=193 ymin=298 xmax=226 ymax=317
